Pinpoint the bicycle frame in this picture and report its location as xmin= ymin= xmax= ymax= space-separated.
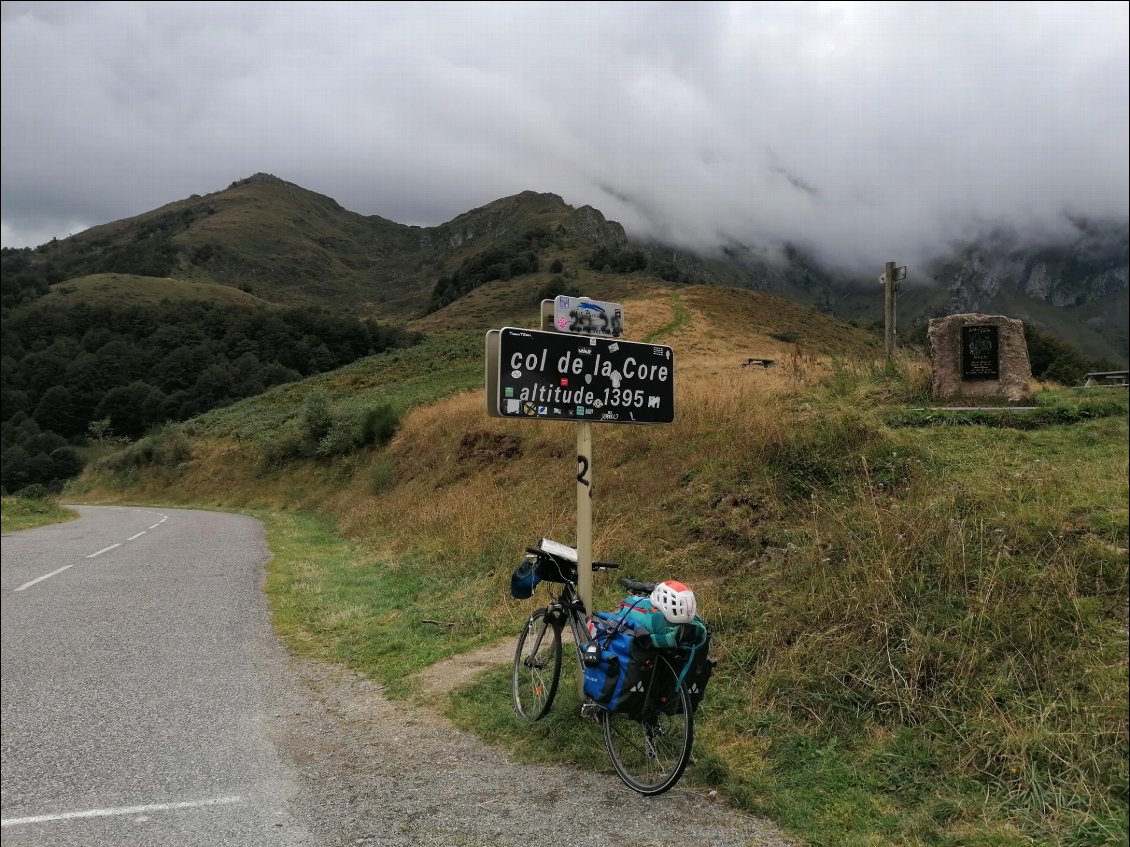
xmin=534 ymin=581 xmax=594 ymax=673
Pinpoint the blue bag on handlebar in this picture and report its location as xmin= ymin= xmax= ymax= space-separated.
xmin=509 ymin=559 xmax=541 ymax=599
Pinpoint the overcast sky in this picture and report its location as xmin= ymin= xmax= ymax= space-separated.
xmin=2 ymin=1 xmax=1127 ymax=270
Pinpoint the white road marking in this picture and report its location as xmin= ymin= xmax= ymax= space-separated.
xmin=85 ymin=543 xmax=121 ymax=559
xmin=14 ymin=565 xmax=74 ymax=592
xmin=12 ymin=509 xmax=172 ymax=593
xmin=0 ymin=796 xmax=244 ymax=827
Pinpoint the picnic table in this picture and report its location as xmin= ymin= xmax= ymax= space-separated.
xmin=1082 ymin=371 xmax=1129 ymax=387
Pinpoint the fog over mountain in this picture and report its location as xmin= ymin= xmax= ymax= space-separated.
xmin=2 ymin=1 xmax=1127 ymax=272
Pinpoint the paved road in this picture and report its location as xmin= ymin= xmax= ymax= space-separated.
xmin=1 ymin=505 xmax=311 ymax=847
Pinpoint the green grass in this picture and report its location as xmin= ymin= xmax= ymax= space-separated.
xmin=261 ymin=510 xmax=523 ymax=699
xmin=242 ymin=377 xmax=1127 ymax=847
xmin=643 ymin=291 xmax=691 ymax=342
xmin=0 ymin=496 xmax=78 ymax=533
xmin=890 ymin=387 xmax=1128 ymax=428
xmin=188 ymin=331 xmax=484 ymax=442
xmin=452 ymin=385 xmax=1128 ymax=847
xmin=40 ymin=273 xmax=273 ymax=309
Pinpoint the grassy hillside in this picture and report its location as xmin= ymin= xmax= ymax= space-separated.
xmin=2 ymin=176 xmax=626 ymax=322
xmin=74 ymin=285 xmax=1129 ymax=847
xmin=40 ymin=273 xmax=274 ymax=309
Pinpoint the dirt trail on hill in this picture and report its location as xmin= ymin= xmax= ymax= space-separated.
xmin=274 ymin=647 xmax=796 ymax=847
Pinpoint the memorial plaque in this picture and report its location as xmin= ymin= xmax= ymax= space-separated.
xmin=487 ymin=327 xmax=674 ymax=424
xmin=961 ymin=325 xmax=1000 ymax=380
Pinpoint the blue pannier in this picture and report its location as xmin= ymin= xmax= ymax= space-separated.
xmin=583 ymin=596 xmax=714 ymax=715
xmin=583 ymin=612 xmax=668 ymax=715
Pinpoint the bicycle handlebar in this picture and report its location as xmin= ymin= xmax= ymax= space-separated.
xmin=525 ymin=548 xmax=620 ymax=571
xmin=618 ymin=576 xmax=657 ymax=595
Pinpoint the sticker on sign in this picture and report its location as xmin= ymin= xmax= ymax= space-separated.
xmin=553 ymin=296 xmax=624 ymax=337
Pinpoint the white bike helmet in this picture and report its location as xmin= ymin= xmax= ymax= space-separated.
xmin=651 ymin=580 xmax=696 ymax=624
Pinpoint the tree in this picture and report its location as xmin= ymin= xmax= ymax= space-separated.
xmin=48 ymin=446 xmax=84 ymax=480
xmin=153 ymin=345 xmax=215 ymax=392
xmin=95 ymin=381 xmax=166 ymax=439
xmin=33 ymin=385 xmax=86 ymax=438
xmin=0 ymin=445 xmax=30 ymax=491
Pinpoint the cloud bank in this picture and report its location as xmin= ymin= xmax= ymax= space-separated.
xmin=2 ymin=1 xmax=1127 ymax=270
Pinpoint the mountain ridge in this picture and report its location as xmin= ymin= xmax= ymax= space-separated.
xmin=2 ymin=172 xmax=1125 ymax=362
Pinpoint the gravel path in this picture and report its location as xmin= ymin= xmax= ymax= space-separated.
xmin=274 ymin=653 xmax=797 ymax=847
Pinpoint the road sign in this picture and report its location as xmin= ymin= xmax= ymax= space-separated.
xmin=552 ymin=295 xmax=624 ymax=337
xmin=894 ymin=265 xmax=907 ymax=281
xmin=487 ymin=327 xmax=674 ymax=424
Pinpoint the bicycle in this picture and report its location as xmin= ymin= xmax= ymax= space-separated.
xmin=511 ymin=539 xmax=695 ymax=796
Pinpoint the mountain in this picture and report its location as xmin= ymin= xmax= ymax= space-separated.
xmin=1 ymin=174 xmax=629 ymax=320
xmin=3 ymin=173 xmax=1126 ymax=362
xmin=636 ymin=223 xmax=1128 ymax=364
xmin=921 ymin=221 xmax=1129 ymax=363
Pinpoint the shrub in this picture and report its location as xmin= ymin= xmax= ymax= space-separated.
xmin=301 ymin=390 xmax=333 ymax=450
xmin=96 ymin=425 xmax=193 ymax=474
xmin=15 ymin=483 xmax=50 ymax=500
xmin=359 ymin=404 xmax=400 ymax=448
xmin=532 ymin=277 xmax=582 ymax=304
xmin=316 ymin=414 xmax=360 ymax=458
xmin=256 ymin=423 xmax=305 ymax=472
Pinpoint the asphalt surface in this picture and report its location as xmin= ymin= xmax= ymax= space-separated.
xmin=1 ymin=505 xmax=310 ymax=847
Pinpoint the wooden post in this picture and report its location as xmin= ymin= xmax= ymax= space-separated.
xmin=576 ymin=421 xmax=593 ymax=694
xmin=883 ymin=261 xmax=896 ymax=362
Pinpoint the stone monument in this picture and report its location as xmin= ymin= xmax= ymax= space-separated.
xmin=928 ymin=313 xmax=1032 ymax=402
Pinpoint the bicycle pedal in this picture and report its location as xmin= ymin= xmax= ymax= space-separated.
xmin=580 ymin=702 xmax=602 ymax=720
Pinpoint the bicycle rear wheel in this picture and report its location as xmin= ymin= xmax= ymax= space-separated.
xmin=512 ymin=608 xmax=563 ymax=721
xmin=601 ymin=654 xmax=693 ymax=795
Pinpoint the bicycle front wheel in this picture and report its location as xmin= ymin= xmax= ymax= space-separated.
xmin=512 ymin=608 xmax=563 ymax=721
xmin=601 ymin=654 xmax=694 ymax=795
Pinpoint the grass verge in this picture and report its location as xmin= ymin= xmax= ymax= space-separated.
xmin=0 ymin=496 xmax=78 ymax=534
xmin=260 ymin=510 xmax=528 ymax=700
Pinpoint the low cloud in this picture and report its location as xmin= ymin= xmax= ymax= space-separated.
xmin=3 ymin=2 xmax=1127 ymax=271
